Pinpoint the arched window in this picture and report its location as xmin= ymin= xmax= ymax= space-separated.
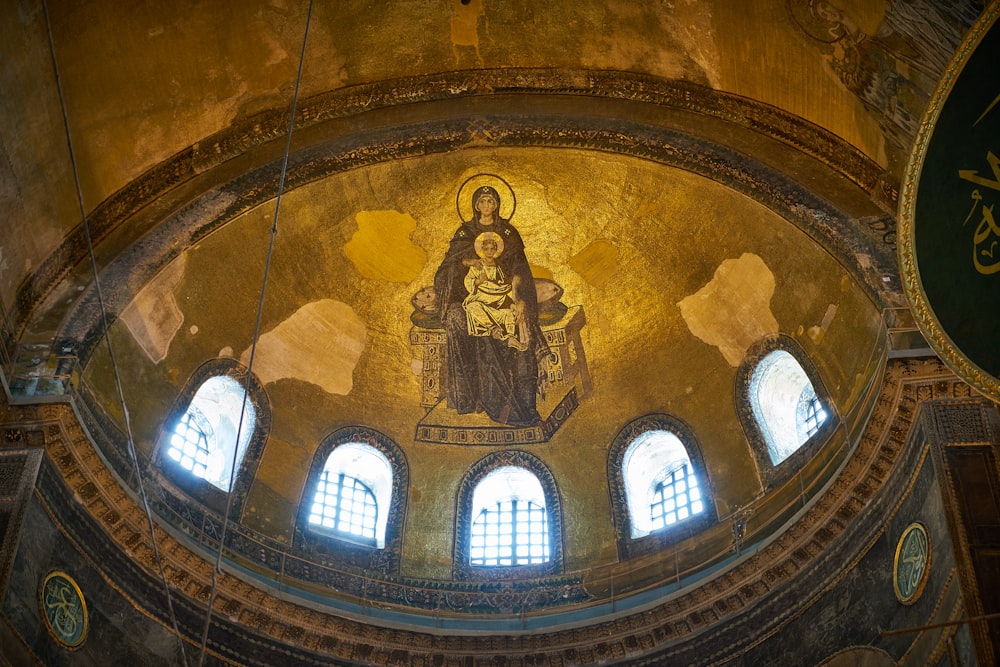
xmin=166 ymin=375 xmax=255 ymax=492
xmin=154 ymin=359 xmax=270 ymax=519
xmin=455 ymin=450 xmax=563 ymax=579
xmin=608 ymin=415 xmax=715 ymax=559
xmin=750 ymin=350 xmax=828 ymax=465
xmin=307 ymin=442 xmax=392 ymax=548
xmin=737 ymin=335 xmax=837 ymax=489
xmin=295 ymin=427 xmax=407 ymax=574
xmin=469 ymin=467 xmax=549 ymax=567
xmin=623 ymin=430 xmax=704 ymax=538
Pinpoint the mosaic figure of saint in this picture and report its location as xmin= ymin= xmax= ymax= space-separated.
xmin=433 ymin=185 xmax=548 ymax=427
xmin=790 ymin=0 xmax=983 ymax=166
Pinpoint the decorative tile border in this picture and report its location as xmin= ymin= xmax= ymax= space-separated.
xmin=58 ymin=110 xmax=898 ymax=369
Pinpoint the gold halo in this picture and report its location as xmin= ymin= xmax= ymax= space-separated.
xmin=456 ymin=173 xmax=516 ymax=222
xmin=474 ymin=231 xmax=504 ymax=258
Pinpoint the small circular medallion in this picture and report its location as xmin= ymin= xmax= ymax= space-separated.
xmin=893 ymin=523 xmax=930 ymax=605
xmin=39 ymin=571 xmax=88 ymax=649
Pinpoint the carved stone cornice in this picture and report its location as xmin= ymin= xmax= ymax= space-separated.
xmin=0 ymin=357 xmax=966 ymax=665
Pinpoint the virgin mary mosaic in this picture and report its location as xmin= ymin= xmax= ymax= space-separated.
xmin=411 ymin=175 xmax=591 ymax=444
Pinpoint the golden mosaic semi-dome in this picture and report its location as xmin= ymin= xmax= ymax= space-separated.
xmin=1 ymin=1 xmax=997 ymax=665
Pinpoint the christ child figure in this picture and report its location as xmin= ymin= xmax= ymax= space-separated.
xmin=461 ymin=231 xmax=528 ymax=351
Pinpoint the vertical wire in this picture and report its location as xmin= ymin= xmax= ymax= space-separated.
xmin=40 ymin=1 xmax=191 ymax=664
xmin=196 ymin=2 xmax=314 ymax=664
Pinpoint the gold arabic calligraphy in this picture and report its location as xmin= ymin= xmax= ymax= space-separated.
xmin=43 ymin=578 xmax=84 ymax=641
xmin=899 ymin=531 xmax=927 ymax=595
xmin=960 ymin=150 xmax=1000 ymax=275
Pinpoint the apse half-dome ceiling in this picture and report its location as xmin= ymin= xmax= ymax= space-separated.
xmin=1 ymin=0 xmax=990 ymax=665
xmin=79 ymin=146 xmax=882 ymax=566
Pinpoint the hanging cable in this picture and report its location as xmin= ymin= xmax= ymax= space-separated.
xmin=195 ymin=2 xmax=314 ymax=665
xmin=40 ymin=1 xmax=191 ymax=664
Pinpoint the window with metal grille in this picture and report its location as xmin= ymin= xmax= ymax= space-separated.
xmin=470 ymin=498 xmax=549 ymax=566
xmin=750 ymin=349 xmax=828 ymax=464
xmin=308 ymin=470 xmax=378 ymax=545
xmin=304 ymin=441 xmax=394 ymax=548
xmin=166 ymin=409 xmax=213 ymax=480
xmin=166 ymin=375 xmax=255 ymax=492
xmin=622 ymin=428 xmax=706 ymax=538
xmin=467 ymin=466 xmax=551 ymax=568
xmin=649 ymin=462 xmax=703 ymax=530
xmin=801 ymin=392 xmax=827 ymax=439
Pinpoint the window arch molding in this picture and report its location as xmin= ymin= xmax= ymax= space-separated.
xmin=608 ymin=414 xmax=716 ymax=560
xmin=293 ymin=426 xmax=408 ymax=575
xmin=152 ymin=358 xmax=271 ymax=519
xmin=736 ymin=334 xmax=839 ymax=490
xmin=454 ymin=450 xmax=564 ymax=580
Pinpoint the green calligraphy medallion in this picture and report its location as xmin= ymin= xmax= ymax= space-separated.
xmin=899 ymin=6 xmax=1000 ymax=401
xmin=893 ymin=523 xmax=930 ymax=605
xmin=39 ymin=571 xmax=88 ymax=648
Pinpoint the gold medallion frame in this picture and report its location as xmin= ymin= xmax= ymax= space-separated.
xmin=897 ymin=4 xmax=1000 ymax=402
xmin=892 ymin=522 xmax=930 ymax=605
xmin=39 ymin=570 xmax=89 ymax=649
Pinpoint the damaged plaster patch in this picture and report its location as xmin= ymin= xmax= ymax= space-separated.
xmin=344 ymin=210 xmax=427 ymax=283
xmin=240 ymin=299 xmax=366 ymax=395
xmin=808 ymin=304 xmax=839 ymax=344
xmin=677 ymin=253 xmax=779 ymax=366
xmin=674 ymin=0 xmax=721 ymax=88
xmin=568 ymin=239 xmax=619 ymax=287
xmin=120 ymin=255 xmax=186 ymax=363
xmin=449 ymin=0 xmax=485 ymax=66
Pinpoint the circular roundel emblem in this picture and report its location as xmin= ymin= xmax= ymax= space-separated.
xmin=897 ymin=8 xmax=1000 ymax=402
xmin=893 ymin=523 xmax=931 ymax=605
xmin=39 ymin=571 xmax=88 ymax=649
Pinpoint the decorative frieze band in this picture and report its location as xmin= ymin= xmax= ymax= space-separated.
xmin=0 ymin=358 xmax=964 ymax=664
